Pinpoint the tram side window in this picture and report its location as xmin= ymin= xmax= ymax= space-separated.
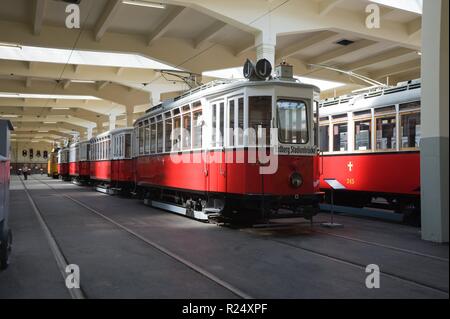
xmin=355 ymin=120 xmax=371 ymax=151
xmin=157 ymin=122 xmax=163 ymax=153
xmin=192 ymin=110 xmax=202 ymax=149
xmin=333 ymin=123 xmax=348 ymax=151
xmin=401 ymin=112 xmax=421 ymax=149
xmin=139 ymin=125 xmax=144 ymax=155
xmin=173 ymin=115 xmax=181 ymax=151
xmin=250 ymin=96 xmax=272 ymax=146
xmin=150 ymin=123 xmax=157 ymax=154
xmin=376 ymin=117 xmax=396 ymax=150
xmin=144 ymin=122 xmax=150 ymax=154
xmin=277 ymin=99 xmax=307 ymax=145
xmin=237 ymin=98 xmax=244 ymax=146
xmin=228 ymin=100 xmax=235 ymax=146
xmin=319 ymin=125 xmax=329 ymax=152
xmin=182 ymin=112 xmax=191 ymax=150
xmin=211 ymin=104 xmax=217 ymax=147
xmin=218 ymin=102 xmax=225 ymax=147
xmin=165 ymin=118 xmax=172 ymax=152
xmin=125 ymin=134 xmax=131 ymax=158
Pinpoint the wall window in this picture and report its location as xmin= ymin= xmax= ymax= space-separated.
xmin=277 ymin=99 xmax=307 ymax=145
xmin=376 ymin=117 xmax=396 ymax=150
xmin=192 ymin=110 xmax=202 ymax=149
xmin=157 ymin=122 xmax=163 ymax=153
xmin=333 ymin=123 xmax=348 ymax=151
xmin=165 ymin=118 xmax=172 ymax=152
xmin=249 ymin=96 xmax=272 ymax=146
xmin=319 ymin=125 xmax=329 ymax=152
xmin=182 ymin=113 xmax=191 ymax=150
xmin=401 ymin=112 xmax=421 ymax=149
xmin=354 ymin=119 xmax=372 ymax=151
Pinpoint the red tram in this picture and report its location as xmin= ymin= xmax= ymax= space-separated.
xmin=318 ymin=79 xmax=421 ymax=221
xmin=69 ymin=141 xmax=91 ymax=183
xmin=89 ymin=128 xmax=134 ymax=192
xmin=134 ymin=61 xmax=323 ymax=222
xmin=57 ymin=147 xmax=70 ymax=181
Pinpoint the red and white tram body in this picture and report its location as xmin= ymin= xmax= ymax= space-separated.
xmin=134 ymin=71 xmax=323 ymax=222
xmin=318 ymin=80 xmax=421 ymax=216
xmin=69 ymin=141 xmax=91 ymax=182
xmin=57 ymin=147 xmax=70 ymax=181
xmin=89 ymin=128 xmax=134 ymax=188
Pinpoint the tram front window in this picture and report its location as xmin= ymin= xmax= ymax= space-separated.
xmin=277 ymin=99 xmax=308 ymax=144
xmin=249 ymin=96 xmax=272 ymax=146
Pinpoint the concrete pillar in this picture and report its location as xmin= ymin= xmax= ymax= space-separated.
xmin=96 ymin=120 xmax=104 ymax=134
xmin=420 ymin=0 xmax=449 ymax=243
xmin=109 ymin=114 xmax=116 ymax=131
xmin=126 ymin=106 xmax=134 ymax=128
xmin=87 ymin=127 xmax=93 ymax=140
xmin=255 ymin=29 xmax=276 ymax=67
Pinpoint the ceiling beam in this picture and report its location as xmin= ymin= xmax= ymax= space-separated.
xmin=0 ymin=78 xmax=151 ymax=107
xmin=319 ymin=0 xmax=345 ymax=16
xmin=148 ymin=7 xmax=186 ymax=46
xmin=32 ymin=0 xmax=47 ymax=35
xmin=94 ymin=0 xmax=122 ymax=41
xmin=194 ymin=21 xmax=227 ymax=48
xmin=277 ymin=31 xmax=338 ymax=59
xmin=340 ymin=47 xmax=415 ymax=71
xmin=308 ymin=39 xmax=377 ymax=65
xmin=407 ymin=17 xmax=421 ymax=38
xmin=371 ymin=59 xmax=421 ymax=79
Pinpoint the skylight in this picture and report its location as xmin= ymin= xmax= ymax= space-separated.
xmin=203 ymin=67 xmax=345 ymax=92
xmin=0 ymin=93 xmax=100 ymax=100
xmin=0 ymin=45 xmax=179 ymax=70
xmin=370 ymin=0 xmax=422 ymax=14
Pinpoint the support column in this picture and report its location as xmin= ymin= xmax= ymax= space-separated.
xmin=126 ymin=105 xmax=134 ymax=128
xmin=87 ymin=127 xmax=93 ymax=140
xmin=96 ymin=120 xmax=104 ymax=134
xmin=420 ymin=0 xmax=449 ymax=243
xmin=255 ymin=29 xmax=276 ymax=67
xmin=109 ymin=114 xmax=116 ymax=131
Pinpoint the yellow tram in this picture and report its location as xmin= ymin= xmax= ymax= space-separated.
xmin=47 ymin=148 xmax=59 ymax=179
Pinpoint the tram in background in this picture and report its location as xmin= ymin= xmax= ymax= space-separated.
xmin=89 ymin=128 xmax=134 ymax=193
xmin=47 ymin=148 xmax=59 ymax=179
xmin=318 ymin=79 xmax=421 ymax=224
xmin=57 ymin=147 xmax=70 ymax=181
xmin=69 ymin=141 xmax=91 ymax=183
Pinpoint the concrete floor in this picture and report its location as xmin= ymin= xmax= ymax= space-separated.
xmin=0 ymin=175 xmax=448 ymax=299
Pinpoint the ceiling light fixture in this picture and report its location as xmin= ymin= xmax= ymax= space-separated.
xmin=52 ymin=107 xmax=70 ymax=110
xmin=70 ymin=80 xmax=96 ymax=84
xmin=122 ymin=0 xmax=166 ymax=9
xmin=0 ymin=115 xmax=19 ymax=118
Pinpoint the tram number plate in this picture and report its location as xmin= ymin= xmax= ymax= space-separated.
xmin=346 ymin=178 xmax=355 ymax=185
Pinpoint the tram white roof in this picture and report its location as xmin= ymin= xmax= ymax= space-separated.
xmin=137 ymin=78 xmax=320 ymax=122
xmin=319 ymin=79 xmax=421 ymax=117
xmin=90 ymin=127 xmax=134 ymax=142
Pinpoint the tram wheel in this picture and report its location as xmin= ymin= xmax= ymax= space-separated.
xmin=0 ymin=228 xmax=12 ymax=270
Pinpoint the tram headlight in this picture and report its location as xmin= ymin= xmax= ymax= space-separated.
xmin=290 ymin=172 xmax=303 ymax=188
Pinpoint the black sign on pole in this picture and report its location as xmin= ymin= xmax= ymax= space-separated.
xmin=322 ymin=178 xmax=345 ymax=228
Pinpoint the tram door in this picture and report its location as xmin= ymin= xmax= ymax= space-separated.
xmin=206 ymin=101 xmax=227 ymax=194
